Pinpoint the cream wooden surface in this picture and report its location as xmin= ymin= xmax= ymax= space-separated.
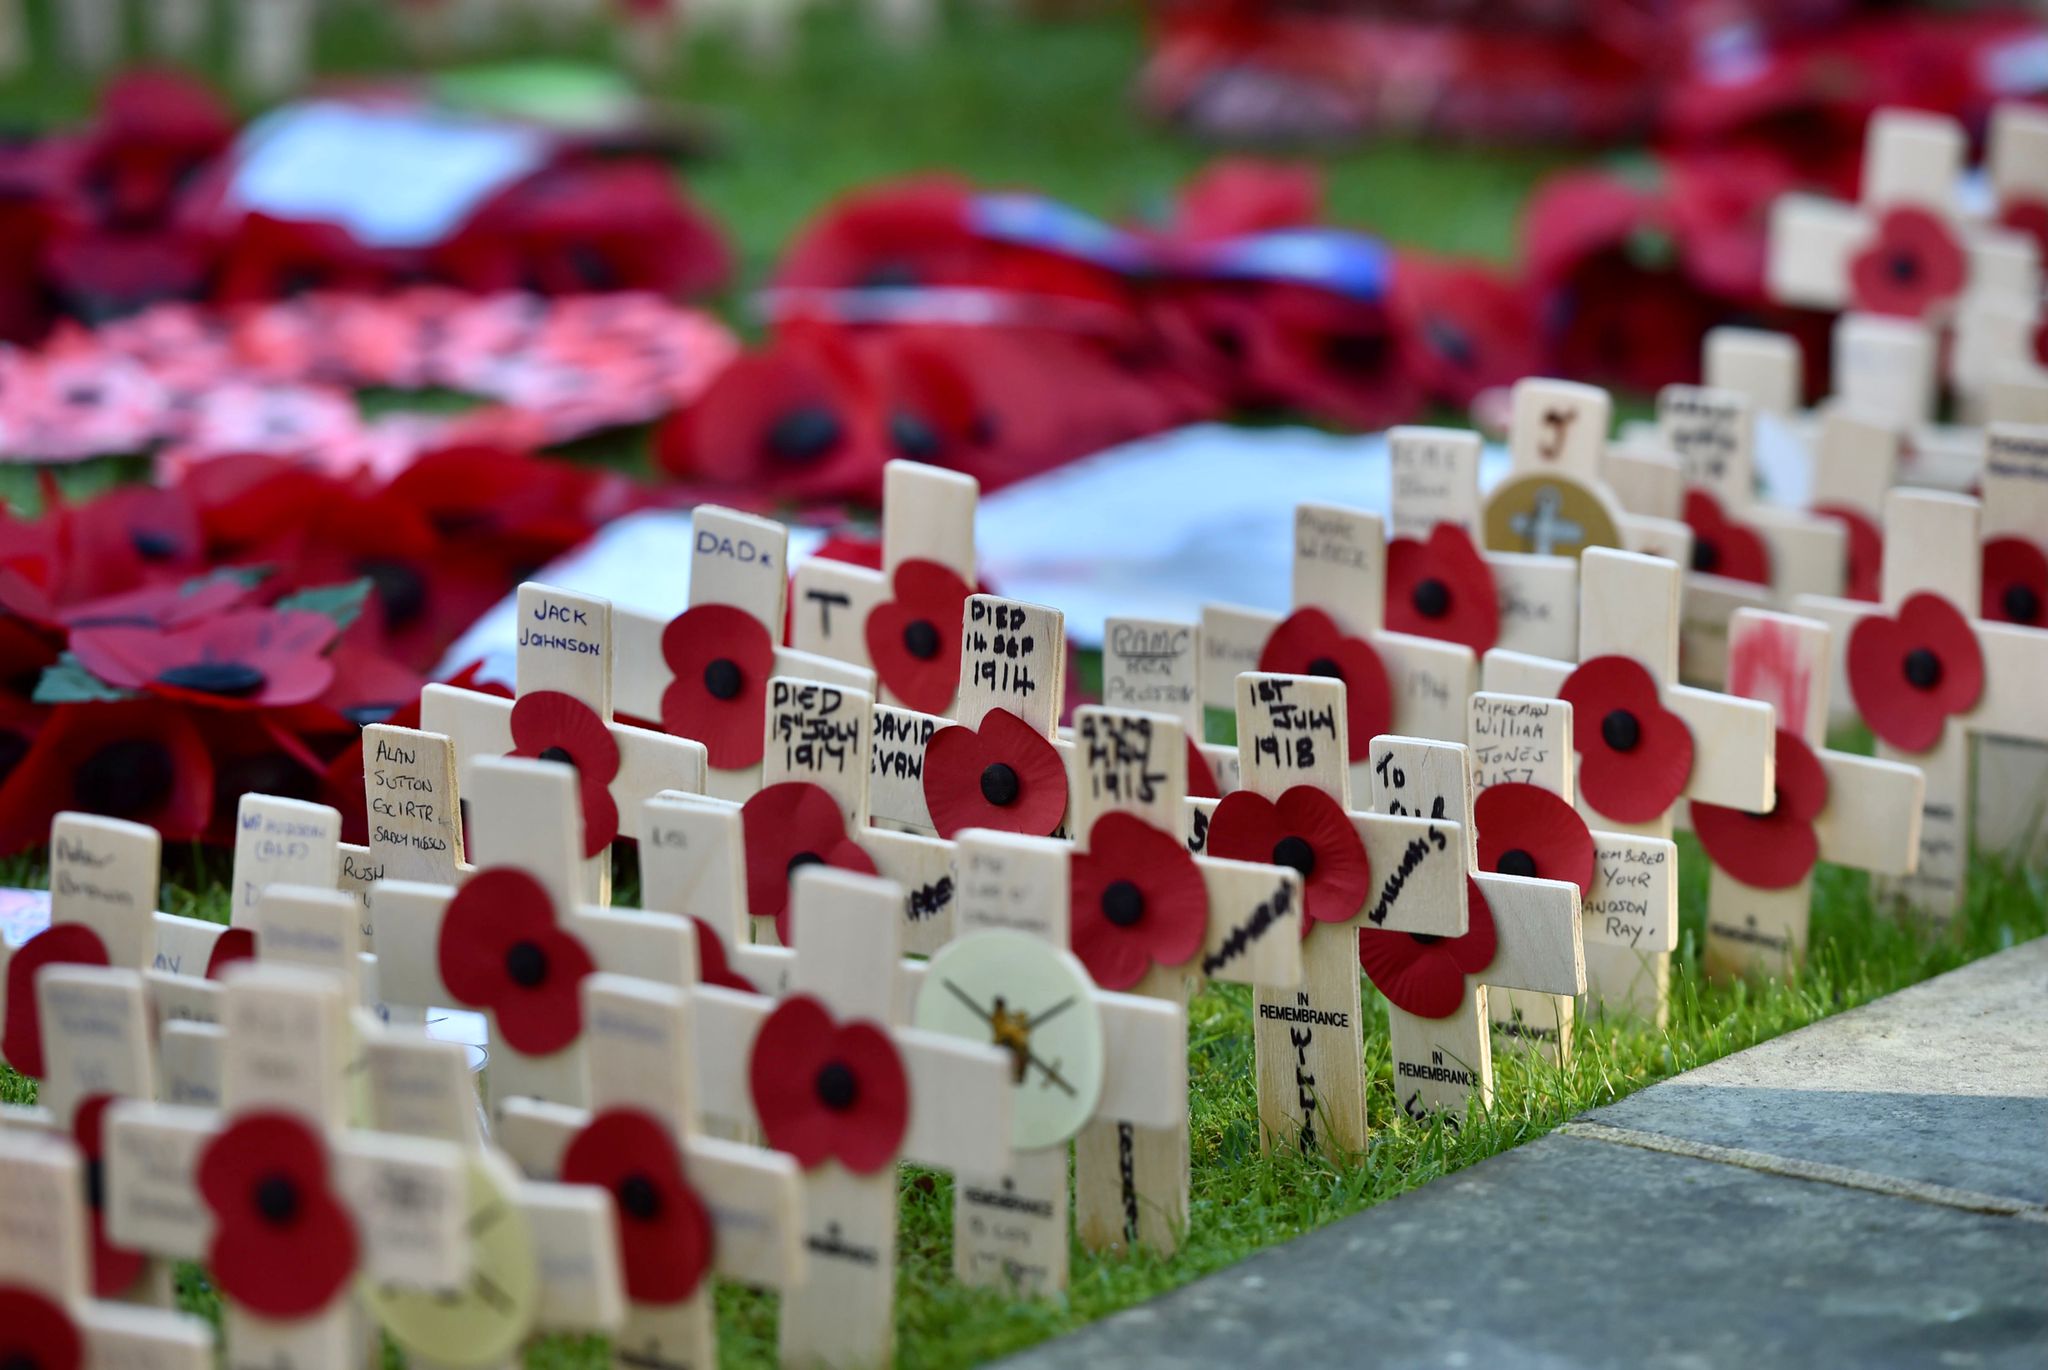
xmin=1705 ymin=327 xmax=1802 ymax=417
xmin=787 ymin=557 xmax=891 ymax=669
xmin=361 ymin=725 xmax=463 ymax=888
xmin=252 ymin=886 xmax=366 ymax=1000
xmin=882 ymin=459 xmax=979 ymax=578
xmin=762 ymin=676 xmax=874 ymax=826
xmin=1835 ymin=314 xmax=1939 ymax=429
xmin=869 ymin=702 xmax=945 ymax=832
xmin=1098 ymin=622 xmax=1204 ymax=740
xmin=1388 ymin=426 xmax=1485 ymax=536
xmin=515 ymin=583 xmax=612 ymax=715
xmin=1509 ymin=379 xmax=1611 ymax=481
xmin=1973 ymin=425 xmax=2048 ymax=864
xmin=1292 ymin=502 xmax=1386 ymax=631
xmin=1197 ymin=602 xmax=1276 ymax=713
xmin=1863 ymin=108 xmax=1965 ymax=212
xmin=637 ymin=792 xmax=748 ymax=946
xmin=228 ymin=795 xmax=341 ymax=928
xmin=953 ymin=594 xmax=1064 ymax=735
xmin=1658 ymin=384 xmax=1754 ymax=507
xmin=1811 ymin=403 xmax=1902 ymax=520
xmin=47 ymin=812 xmax=158 ymax=967
xmin=686 ymin=506 xmax=789 ymax=625
xmin=36 ymin=965 xmax=154 ymax=1128
xmin=1602 ymin=443 xmax=1685 ymax=520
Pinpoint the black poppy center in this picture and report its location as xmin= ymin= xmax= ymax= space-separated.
xmin=358 ymin=557 xmax=428 ymax=629
xmin=815 ymin=1060 xmax=859 ymax=1112
xmin=2002 ymin=583 xmax=2042 ymax=625
xmin=156 ymin=661 xmax=266 ymax=697
xmin=1903 ymin=647 xmax=1943 ymax=691
xmin=1601 ymin=709 xmax=1642 ymax=753
xmin=890 ymin=411 xmax=943 ymax=462
xmin=1324 ymin=332 xmax=1388 ymax=376
xmin=1691 ymin=539 xmax=1721 ymax=574
xmin=1271 ymin=835 xmax=1317 ymax=878
xmin=787 ymin=850 xmax=825 ymax=878
xmin=1887 ymin=251 xmax=1920 ymax=285
xmin=902 ymin=619 xmax=941 ymax=661
xmin=0 ymin=730 xmax=27 ymax=787
xmin=1409 ymin=931 xmax=1445 ymax=947
xmin=504 ymin=940 xmax=549 ymax=988
xmin=1306 ymin=655 xmax=1345 ymax=682
xmin=1497 ymin=848 xmax=1538 ymax=879
xmin=1423 ymin=316 xmax=1477 ymax=370
xmin=703 ymin=658 xmax=744 ymax=701
xmin=85 ymin=1157 xmax=105 ymax=1214
xmin=1207 ymin=325 xmax=1244 ymax=360
xmin=617 ymin=1174 xmax=663 ymax=1222
xmin=860 ymin=260 xmax=921 ymax=290
xmin=1411 ymin=577 xmax=1451 ymax=619
xmin=980 ymin=762 xmax=1020 ymax=807
xmin=766 ymin=407 xmax=844 ymax=465
xmin=0 ymin=1352 xmax=35 ymax=1370
xmin=537 ymin=745 xmax=576 ymax=771
xmin=1101 ymin=880 xmax=1146 ymax=928
xmin=73 ymin=739 xmax=175 ymax=818
xmin=254 ymin=1173 xmax=300 ymax=1225
xmin=129 ymin=528 xmax=181 ymax=562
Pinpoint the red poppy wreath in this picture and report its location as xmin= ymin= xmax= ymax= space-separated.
xmin=1204 ymin=784 xmax=1370 ymax=933
xmin=197 ymin=1111 xmax=360 ymax=1318
xmin=748 ymin=994 xmax=908 ymax=1174
xmin=659 ymin=603 xmax=775 ymax=770
xmin=1846 ymin=592 xmax=1984 ymax=753
xmin=67 ymin=607 xmax=340 ymax=709
xmin=437 ymin=866 xmax=595 ymax=1056
xmin=1256 ymin=608 xmax=1390 ymax=761
xmin=561 ymin=1107 xmax=715 ymax=1304
xmin=922 ymin=708 xmax=1067 ymax=839
xmin=1070 ymin=812 xmax=1207 ymax=990
xmin=1558 ymin=655 xmax=1694 ymax=825
xmin=509 ymin=690 xmax=621 ymax=858
xmin=1691 ymin=728 xmax=1829 ymax=890
xmin=740 ymin=781 xmax=878 ymax=944
xmin=1358 ymin=877 xmax=1497 ymax=1019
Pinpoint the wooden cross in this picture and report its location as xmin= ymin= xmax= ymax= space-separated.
xmin=1973 ymin=423 xmax=2048 ymax=864
xmin=1704 ymin=326 xmax=1804 ymax=420
xmin=788 ymin=459 xmax=981 ymax=712
xmin=685 ymin=866 xmax=1014 ymax=1370
xmin=354 ymin=1025 xmax=631 ymax=1370
xmin=1482 ymin=378 xmax=1688 ymax=564
xmin=897 ymin=827 xmax=1188 ymax=1294
xmin=1100 ymin=614 xmax=1240 ymax=796
xmin=423 ymin=581 xmax=709 ymax=902
xmin=0 ymin=1129 xmax=212 ymax=1369
xmin=1464 ymin=691 xmax=1678 ymax=1048
xmin=490 ymin=974 xmax=807 ymax=1370
xmin=1064 ymin=705 xmax=1301 ymax=1258
xmin=1656 ymin=383 xmax=1847 ymax=685
xmin=1701 ymin=610 xmax=1926 ymax=979
xmin=103 ymin=962 xmax=469 ymax=1369
xmin=1767 ymin=108 xmax=2037 ymax=321
xmin=1793 ymin=487 xmax=2048 ymax=922
xmin=1190 ymin=673 xmax=1469 ymax=1158
xmin=1199 ymin=501 xmax=1479 ymax=798
xmin=1362 ymin=734 xmax=1585 ymax=1125
xmin=1808 ymin=402 xmax=1905 ymax=613
xmin=1480 ymin=546 xmax=1770 ymax=1022
xmin=1389 ymin=424 xmax=1579 ymax=661
xmin=610 ymin=506 xmax=872 ymax=803
xmin=370 ymin=755 xmax=701 ymax=1114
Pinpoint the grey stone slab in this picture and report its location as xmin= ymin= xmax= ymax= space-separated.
xmin=995 ymin=1134 xmax=2048 ymax=1370
xmin=1588 ymin=937 xmax=2048 ymax=1203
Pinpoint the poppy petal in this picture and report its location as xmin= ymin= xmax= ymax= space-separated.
xmin=923 ymin=709 xmax=1068 ymax=839
xmin=1358 ymin=876 xmax=1497 ymax=1018
xmin=659 ymin=604 xmax=775 ymax=770
xmin=561 ymin=1108 xmax=714 ymax=1304
xmin=197 ymin=1111 xmax=359 ymax=1318
xmin=2 ymin=923 xmax=111 ymax=1077
xmin=1069 ymin=812 xmax=1207 ymax=989
xmin=1981 ymin=537 xmax=2047 ymax=628
xmin=1385 ymin=525 xmax=1499 ymax=653
xmin=1560 ymin=655 xmax=1694 ymax=825
xmin=1257 ymin=607 xmax=1389 ymax=760
xmin=1474 ymin=783 xmax=1595 ymax=896
xmin=510 ymin=690 xmax=624 ymax=857
xmin=1690 ymin=730 xmax=1828 ymax=889
xmin=1847 ymin=593 xmax=1984 ymax=753
xmin=0 ymin=1288 xmax=83 ymax=1370
xmin=749 ymin=994 xmax=909 ymax=1174
xmin=864 ymin=559 xmax=971 ymax=713
xmin=740 ymin=782 xmax=879 ymax=944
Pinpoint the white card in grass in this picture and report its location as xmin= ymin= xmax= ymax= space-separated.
xmin=229 ymin=795 xmax=341 ymax=928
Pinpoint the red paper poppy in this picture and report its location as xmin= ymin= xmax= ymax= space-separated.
xmin=508 ymin=690 xmax=621 ymax=858
xmin=1 ymin=922 xmax=110 ymax=1078
xmin=1682 ymin=490 xmax=1771 ymax=586
xmin=1357 ymin=876 xmax=1497 ymax=1019
xmin=198 ymin=1111 xmax=359 ymax=1318
xmin=0 ymin=700 xmax=213 ymax=856
xmin=2001 ymin=198 xmax=2048 ymax=264
xmin=688 ymin=915 xmax=756 ymax=994
xmin=560 ymin=1107 xmax=715 ymax=1304
xmin=1169 ymin=158 xmax=1321 ymax=241
xmin=69 ymin=607 xmax=339 ymax=710
xmin=1473 ymin=784 xmax=1595 ymax=897
xmin=1691 ymin=729 xmax=1829 ymax=890
xmin=923 ymin=708 xmax=1068 ymax=839
xmin=1388 ymin=254 xmax=1542 ymax=410
xmin=1559 ymin=656 xmax=1695 ymax=825
xmin=1980 ymin=537 xmax=2047 ymax=629
xmin=1816 ymin=504 xmax=1882 ymax=602
xmin=748 ymin=993 xmax=908 ymax=1175
xmin=1384 ymin=525 xmax=1498 ymax=653
xmin=739 ymin=782 xmax=879 ymax=944
xmin=214 ymin=214 xmax=395 ymax=307
xmin=1256 ymin=607 xmax=1389 ymax=762
xmin=73 ymin=1095 xmax=148 ymax=1297
xmin=1185 ymin=735 xmax=1220 ymax=800
xmin=438 ymin=866 xmax=595 ymax=1056
xmin=865 ymin=559 xmax=971 ymax=714
xmin=206 ymin=927 xmax=257 ymax=979
xmin=1846 ymin=592 xmax=1985 ymax=753
xmin=0 ymin=1286 xmax=82 ymax=1370
xmin=658 ymin=604 xmax=775 ymax=771
xmin=1849 ymin=207 xmax=1967 ymax=320
xmin=1070 ymin=812 xmax=1207 ymax=990
xmin=72 ymin=70 xmax=232 ymax=232
xmin=1205 ymin=784 xmax=1370 ymax=932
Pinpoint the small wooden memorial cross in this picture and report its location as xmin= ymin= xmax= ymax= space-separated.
xmin=611 ymin=506 xmax=871 ymax=803
xmin=1808 ymin=403 xmax=1904 ymax=615
xmin=1063 ymin=705 xmax=1301 ymax=1258
xmin=104 ymin=962 xmax=469 ymax=1370
xmin=1703 ymin=326 xmax=1803 ymax=420
xmin=1480 ymin=546 xmax=1769 ymax=1021
xmin=1195 ymin=673 xmax=1469 ymax=1157
xmin=0 ymin=1129 xmax=212 ymax=1369
xmin=907 ymin=827 xmax=1190 ymax=1294
xmin=1970 ymin=423 xmax=2048 ymax=865
xmin=371 ymin=756 xmax=700 ymax=1114
xmin=354 ymin=1026 xmax=631 ymax=1370
xmin=1100 ymin=614 xmax=1241 ymax=796
xmin=1482 ymin=379 xmax=1631 ymax=557
xmin=1388 ymin=424 xmax=1579 ymax=661
xmin=1793 ymin=488 xmax=2048 ymax=921
xmin=788 ymin=458 xmax=982 ymax=714
xmin=1362 ymin=735 xmax=1585 ymax=1125
xmin=423 ymin=581 xmax=708 ymax=901
xmin=1657 ymin=383 xmax=1847 ymax=685
xmin=1768 ymin=108 xmax=2036 ymax=321
xmin=491 ymin=974 xmax=806 ymax=1370
xmin=1199 ymin=501 xmax=1479 ymax=799
xmin=1701 ymin=610 xmax=1926 ymax=979
xmin=685 ymin=866 xmax=1014 ymax=1370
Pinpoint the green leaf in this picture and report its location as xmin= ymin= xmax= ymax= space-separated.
xmin=179 ymin=564 xmax=271 ymax=597
xmin=275 ymin=578 xmax=374 ymax=631
xmin=33 ymin=654 xmax=141 ymax=704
